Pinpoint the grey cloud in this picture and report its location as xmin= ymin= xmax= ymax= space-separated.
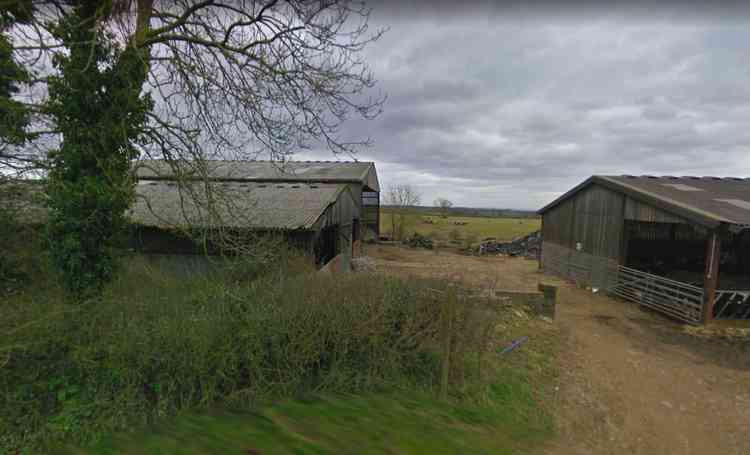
xmin=317 ymin=7 xmax=750 ymax=209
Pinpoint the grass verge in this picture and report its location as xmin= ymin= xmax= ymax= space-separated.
xmin=2 ymin=220 xmax=558 ymax=454
xmin=56 ymin=293 xmax=559 ymax=454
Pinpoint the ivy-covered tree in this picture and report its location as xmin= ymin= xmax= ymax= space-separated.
xmin=44 ymin=2 xmax=153 ymax=298
xmin=4 ymin=0 xmax=384 ymax=299
xmin=0 ymin=0 xmax=32 ymax=151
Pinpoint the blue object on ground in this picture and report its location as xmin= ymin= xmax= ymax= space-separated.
xmin=500 ymin=336 xmax=528 ymax=354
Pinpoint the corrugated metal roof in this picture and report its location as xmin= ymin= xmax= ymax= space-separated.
xmin=539 ymin=175 xmax=750 ymax=228
xmin=3 ymin=179 xmax=351 ymax=230
xmin=135 ymin=159 xmax=379 ymax=191
xmin=130 ymin=181 xmax=348 ymax=230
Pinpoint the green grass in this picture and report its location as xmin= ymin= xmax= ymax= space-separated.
xmin=3 ymin=224 xmax=558 ymax=454
xmin=58 ymin=392 xmax=540 ymax=454
xmin=381 ymin=210 xmax=540 ymax=245
xmin=57 ymin=314 xmax=556 ymax=455
xmin=55 ymin=298 xmax=558 ymax=455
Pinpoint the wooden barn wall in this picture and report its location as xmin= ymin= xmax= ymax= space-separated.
xmin=312 ymin=187 xmax=360 ymax=268
xmin=624 ymin=198 xmax=687 ymax=224
xmin=313 ymin=187 xmax=359 ymax=232
xmin=541 ymin=242 xmax=619 ymax=290
xmin=541 ymin=183 xmax=625 ymax=289
xmin=542 ymin=184 xmax=625 ymax=260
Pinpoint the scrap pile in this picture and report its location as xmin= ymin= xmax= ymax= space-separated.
xmin=403 ymin=232 xmax=434 ymax=249
xmin=351 ymin=256 xmax=376 ymax=272
xmin=476 ymin=230 xmax=541 ymax=258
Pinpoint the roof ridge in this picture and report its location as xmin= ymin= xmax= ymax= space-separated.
xmin=602 ymin=174 xmax=749 ymax=180
xmin=139 ymin=158 xmax=373 ymax=164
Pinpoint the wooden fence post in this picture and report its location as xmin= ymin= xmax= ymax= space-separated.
xmin=537 ymin=283 xmax=558 ymax=319
xmin=703 ymin=231 xmax=721 ymax=324
xmin=440 ymin=293 xmax=454 ymax=401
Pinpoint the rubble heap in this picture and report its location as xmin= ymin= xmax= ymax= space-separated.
xmin=351 ymin=256 xmax=376 ymax=272
xmin=403 ymin=232 xmax=434 ymax=249
xmin=476 ymin=230 xmax=541 ymax=258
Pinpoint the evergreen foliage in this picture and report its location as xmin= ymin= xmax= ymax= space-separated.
xmin=0 ymin=0 xmax=32 ymax=145
xmin=45 ymin=3 xmax=152 ymax=299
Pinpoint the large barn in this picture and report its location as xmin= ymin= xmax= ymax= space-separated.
xmin=131 ymin=160 xmax=380 ymax=268
xmin=538 ymin=175 xmax=750 ymax=324
xmin=2 ymin=160 xmax=380 ymax=270
xmin=136 ymin=160 xmax=379 ymax=236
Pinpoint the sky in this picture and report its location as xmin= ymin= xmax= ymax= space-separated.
xmin=296 ymin=2 xmax=750 ymax=210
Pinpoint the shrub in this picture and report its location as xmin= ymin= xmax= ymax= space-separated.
xmin=0 ymin=197 xmax=48 ymax=295
xmin=2 ymin=267 xmax=491 ymax=452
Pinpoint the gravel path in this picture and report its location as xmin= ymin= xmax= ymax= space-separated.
xmin=368 ymin=245 xmax=750 ymax=454
xmin=540 ymin=287 xmax=750 ymax=455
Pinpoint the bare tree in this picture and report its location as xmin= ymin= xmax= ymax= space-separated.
xmin=5 ymin=0 xmax=385 ymax=171
xmin=3 ymin=0 xmax=386 ymax=294
xmin=434 ymin=197 xmax=453 ymax=218
xmin=385 ymin=184 xmax=420 ymax=241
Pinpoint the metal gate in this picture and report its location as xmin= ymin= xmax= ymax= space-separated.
xmin=714 ymin=290 xmax=750 ymax=320
xmin=609 ymin=266 xmax=704 ymax=325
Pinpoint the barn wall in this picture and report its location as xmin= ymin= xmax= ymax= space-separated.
xmin=345 ymin=181 xmax=379 ymax=241
xmin=624 ymin=198 xmax=687 ymax=223
xmin=542 ymin=184 xmax=625 ymax=259
xmin=311 ymin=186 xmax=361 ymax=268
xmin=541 ymin=242 xmax=619 ymax=289
xmin=541 ymin=183 xmax=626 ymax=289
xmin=130 ymin=225 xmax=316 ymax=260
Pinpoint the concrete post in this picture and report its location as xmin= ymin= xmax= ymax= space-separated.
xmin=537 ymin=283 xmax=558 ymax=319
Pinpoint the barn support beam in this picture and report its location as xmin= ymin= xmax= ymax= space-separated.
xmin=703 ymin=231 xmax=721 ymax=324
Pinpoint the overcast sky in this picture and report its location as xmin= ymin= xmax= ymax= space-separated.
xmin=296 ymin=2 xmax=750 ymax=210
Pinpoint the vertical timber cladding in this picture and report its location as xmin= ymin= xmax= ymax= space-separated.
xmin=542 ymin=184 xmax=625 ymax=289
xmin=312 ymin=185 xmax=359 ymax=268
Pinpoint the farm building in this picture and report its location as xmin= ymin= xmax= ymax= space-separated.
xmin=129 ymin=179 xmax=360 ymax=269
xmin=130 ymin=159 xmax=379 ymax=268
xmin=538 ymin=175 xmax=750 ymax=324
xmin=135 ymin=159 xmax=380 ymax=241
xmin=2 ymin=159 xmax=379 ymax=269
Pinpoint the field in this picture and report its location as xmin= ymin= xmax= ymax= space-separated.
xmin=380 ymin=209 xmax=540 ymax=246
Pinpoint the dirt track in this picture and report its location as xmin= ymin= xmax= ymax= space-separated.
xmin=369 ymin=245 xmax=750 ymax=454
xmin=543 ymin=287 xmax=750 ymax=455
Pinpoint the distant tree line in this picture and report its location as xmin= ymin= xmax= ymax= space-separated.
xmin=381 ymin=204 xmax=539 ymax=219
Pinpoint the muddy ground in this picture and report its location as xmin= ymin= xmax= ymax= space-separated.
xmin=368 ymin=244 xmax=750 ymax=455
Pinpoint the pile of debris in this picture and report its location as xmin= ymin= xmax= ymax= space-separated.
xmin=403 ymin=232 xmax=434 ymax=249
xmin=683 ymin=324 xmax=750 ymax=342
xmin=351 ymin=256 xmax=376 ymax=272
xmin=475 ymin=230 xmax=541 ymax=258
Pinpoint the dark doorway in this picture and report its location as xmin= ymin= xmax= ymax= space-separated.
xmin=352 ymin=218 xmax=360 ymax=255
xmin=315 ymin=225 xmax=339 ymax=266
